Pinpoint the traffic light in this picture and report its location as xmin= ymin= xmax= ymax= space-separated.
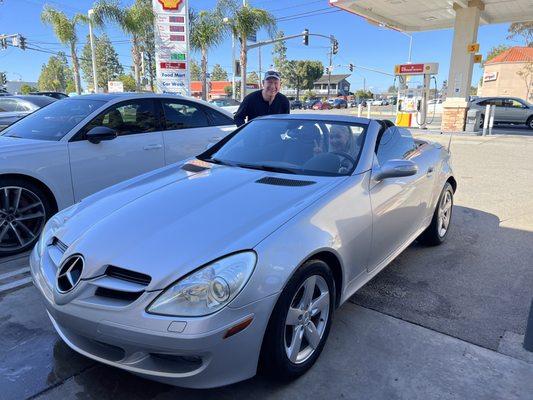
xmin=0 ymin=72 xmax=7 ymax=85
xmin=19 ymin=36 xmax=26 ymax=50
xmin=332 ymin=40 xmax=339 ymax=55
xmin=349 ymin=63 xmax=354 ymax=72
xmin=0 ymin=38 xmax=7 ymax=50
xmin=302 ymin=29 xmax=309 ymax=46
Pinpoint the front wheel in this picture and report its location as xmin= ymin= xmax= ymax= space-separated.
xmin=418 ymin=182 xmax=454 ymax=246
xmin=526 ymin=116 xmax=533 ymax=130
xmin=260 ymin=259 xmax=335 ymax=380
xmin=0 ymin=178 xmax=53 ymax=256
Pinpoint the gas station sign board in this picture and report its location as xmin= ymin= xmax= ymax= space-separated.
xmin=153 ymin=0 xmax=190 ymax=95
xmin=394 ymin=62 xmax=439 ymax=76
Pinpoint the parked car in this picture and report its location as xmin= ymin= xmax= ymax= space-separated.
xmin=290 ymin=99 xmax=303 ymax=110
xmin=333 ymin=98 xmax=348 ymax=109
xmin=371 ymin=99 xmax=387 ymax=106
xmin=303 ymin=99 xmax=320 ymax=109
xmin=30 ymin=114 xmax=456 ymax=388
xmin=312 ymin=101 xmax=332 ymax=110
xmin=469 ymin=97 xmax=533 ymax=129
xmin=29 ymin=91 xmax=69 ymax=100
xmin=0 ymin=95 xmax=56 ymax=130
xmin=349 ymin=99 xmax=367 ymax=108
xmin=209 ymin=97 xmax=241 ymax=114
xmin=0 ymin=93 xmax=236 ymax=255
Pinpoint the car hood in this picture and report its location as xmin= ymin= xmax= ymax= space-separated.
xmin=56 ymin=161 xmax=343 ymax=290
xmin=0 ymin=135 xmax=57 ymax=151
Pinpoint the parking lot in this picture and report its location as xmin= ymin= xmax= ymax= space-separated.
xmin=1 ymin=128 xmax=532 ymax=399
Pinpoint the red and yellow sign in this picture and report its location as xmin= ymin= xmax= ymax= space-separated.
xmin=158 ymin=0 xmax=182 ymax=10
xmin=467 ymin=43 xmax=480 ymax=53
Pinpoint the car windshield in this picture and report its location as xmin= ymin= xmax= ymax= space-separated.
xmin=200 ymin=118 xmax=367 ymax=177
xmin=1 ymin=98 xmax=105 ymax=141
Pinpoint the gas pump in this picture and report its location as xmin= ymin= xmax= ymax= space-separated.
xmin=394 ymin=62 xmax=439 ymax=129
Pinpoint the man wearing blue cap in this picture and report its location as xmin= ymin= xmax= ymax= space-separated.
xmin=234 ymin=70 xmax=290 ymax=127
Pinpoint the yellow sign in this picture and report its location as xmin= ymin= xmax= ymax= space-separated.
xmin=158 ymin=0 xmax=182 ymax=10
xmin=467 ymin=43 xmax=480 ymax=53
xmin=474 ymin=54 xmax=482 ymax=63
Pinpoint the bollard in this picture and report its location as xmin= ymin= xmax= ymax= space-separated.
xmin=524 ymin=298 xmax=533 ymax=351
xmin=367 ymin=103 xmax=371 ymax=119
xmin=488 ymin=104 xmax=495 ymax=135
xmin=482 ymin=104 xmax=490 ymax=136
xmin=357 ymin=104 xmax=362 ymax=117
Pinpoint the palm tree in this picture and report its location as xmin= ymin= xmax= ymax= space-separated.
xmin=190 ymin=9 xmax=226 ymax=100
xmin=41 ymin=6 xmax=88 ymax=95
xmin=218 ymin=0 xmax=276 ymax=100
xmin=92 ymin=0 xmax=154 ymax=91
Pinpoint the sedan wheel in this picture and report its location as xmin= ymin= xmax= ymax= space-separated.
xmin=284 ymin=275 xmax=330 ymax=364
xmin=437 ymin=189 xmax=452 ymax=238
xmin=260 ymin=259 xmax=335 ymax=379
xmin=418 ymin=182 xmax=454 ymax=246
xmin=0 ymin=180 xmax=51 ymax=256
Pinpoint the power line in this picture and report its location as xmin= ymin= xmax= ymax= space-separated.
xmin=275 ymin=7 xmax=331 ymax=21
xmin=276 ymin=9 xmax=342 ymax=22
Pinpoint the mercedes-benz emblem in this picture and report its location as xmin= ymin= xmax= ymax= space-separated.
xmin=57 ymin=255 xmax=84 ymax=293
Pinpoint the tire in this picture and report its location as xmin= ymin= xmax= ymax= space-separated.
xmin=418 ymin=182 xmax=454 ymax=246
xmin=527 ymin=116 xmax=533 ymax=130
xmin=259 ymin=259 xmax=335 ymax=380
xmin=0 ymin=177 xmax=54 ymax=256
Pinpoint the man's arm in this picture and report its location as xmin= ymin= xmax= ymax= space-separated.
xmin=234 ymin=97 xmax=248 ymax=127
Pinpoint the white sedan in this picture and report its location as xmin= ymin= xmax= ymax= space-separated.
xmin=0 ymin=93 xmax=236 ymax=256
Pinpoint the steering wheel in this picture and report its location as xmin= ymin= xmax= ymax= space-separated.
xmin=330 ymin=151 xmax=356 ymax=165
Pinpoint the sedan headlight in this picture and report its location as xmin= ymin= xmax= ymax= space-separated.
xmin=147 ymin=251 xmax=257 ymax=317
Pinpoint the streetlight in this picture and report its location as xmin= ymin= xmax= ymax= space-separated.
xmin=223 ymin=17 xmax=236 ymax=100
xmin=88 ymin=9 xmax=98 ymax=93
xmin=398 ymin=30 xmax=413 ymax=64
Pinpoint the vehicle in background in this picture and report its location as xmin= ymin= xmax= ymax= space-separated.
xmin=333 ymin=98 xmax=348 ymax=109
xmin=0 ymin=95 xmax=57 ymax=130
xmin=371 ymin=99 xmax=388 ymax=106
xmin=312 ymin=101 xmax=332 ymax=110
xmin=303 ymin=99 xmax=320 ymax=109
xmin=469 ymin=96 xmax=533 ymax=129
xmin=0 ymin=93 xmax=237 ymax=255
xmin=349 ymin=99 xmax=367 ymax=108
xmin=290 ymin=99 xmax=303 ymax=110
xmin=29 ymin=91 xmax=69 ymax=100
xmin=209 ymin=97 xmax=241 ymax=114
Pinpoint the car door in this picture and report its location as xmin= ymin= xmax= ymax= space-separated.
xmin=158 ymin=98 xmax=235 ymax=164
xmin=367 ymin=126 xmax=434 ymax=271
xmin=502 ymin=99 xmax=529 ymax=123
xmin=68 ymin=98 xmax=165 ymax=201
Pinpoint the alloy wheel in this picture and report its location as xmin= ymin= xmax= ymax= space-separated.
xmin=284 ymin=275 xmax=330 ymax=364
xmin=437 ymin=189 xmax=453 ymax=238
xmin=0 ymin=186 xmax=46 ymax=252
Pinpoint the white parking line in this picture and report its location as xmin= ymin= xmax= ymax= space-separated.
xmin=0 ymin=276 xmax=32 ymax=293
xmin=0 ymin=266 xmax=30 ymax=281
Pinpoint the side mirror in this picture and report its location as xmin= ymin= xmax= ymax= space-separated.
xmin=86 ymin=126 xmax=117 ymax=144
xmin=374 ymin=159 xmax=418 ymax=181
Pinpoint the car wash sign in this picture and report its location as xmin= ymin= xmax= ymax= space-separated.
xmin=153 ymin=0 xmax=190 ymax=95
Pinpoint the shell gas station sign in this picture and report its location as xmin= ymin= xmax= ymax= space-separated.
xmin=153 ymin=0 xmax=190 ymax=95
xmin=394 ymin=63 xmax=439 ymax=76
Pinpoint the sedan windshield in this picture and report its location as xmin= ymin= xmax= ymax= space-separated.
xmin=201 ymin=118 xmax=367 ymax=176
xmin=1 ymin=98 xmax=106 ymax=141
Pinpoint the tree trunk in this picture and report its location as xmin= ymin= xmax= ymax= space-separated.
xmin=132 ymin=35 xmax=141 ymax=91
xmin=70 ymin=42 xmax=81 ymax=95
xmin=201 ymin=47 xmax=208 ymax=101
xmin=240 ymin=36 xmax=247 ymax=102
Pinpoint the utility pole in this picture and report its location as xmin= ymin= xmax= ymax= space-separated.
xmin=327 ymin=36 xmax=333 ymax=98
xmin=88 ymin=9 xmax=98 ymax=93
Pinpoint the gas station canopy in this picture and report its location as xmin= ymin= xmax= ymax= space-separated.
xmin=330 ymin=0 xmax=533 ymax=31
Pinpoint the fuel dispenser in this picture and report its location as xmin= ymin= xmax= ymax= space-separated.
xmin=394 ymin=63 xmax=439 ymax=129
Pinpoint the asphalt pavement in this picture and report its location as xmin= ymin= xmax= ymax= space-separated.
xmin=0 ymin=132 xmax=532 ymax=399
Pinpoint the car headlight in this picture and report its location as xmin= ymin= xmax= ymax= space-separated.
xmin=147 ymin=251 xmax=257 ymax=317
xmin=36 ymin=203 xmax=80 ymax=256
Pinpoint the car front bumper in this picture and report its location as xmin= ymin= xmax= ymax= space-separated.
xmin=30 ymin=246 xmax=278 ymax=388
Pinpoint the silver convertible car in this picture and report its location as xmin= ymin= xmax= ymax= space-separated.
xmin=31 ymin=114 xmax=456 ymax=388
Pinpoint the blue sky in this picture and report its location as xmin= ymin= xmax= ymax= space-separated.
xmin=0 ymin=0 xmax=519 ymax=93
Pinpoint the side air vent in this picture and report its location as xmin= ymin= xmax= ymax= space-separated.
xmin=105 ymin=265 xmax=151 ymax=285
xmin=51 ymin=237 xmax=68 ymax=253
xmin=256 ymin=177 xmax=316 ymax=187
xmin=94 ymin=287 xmax=143 ymax=302
xmin=182 ymin=163 xmax=209 ymax=172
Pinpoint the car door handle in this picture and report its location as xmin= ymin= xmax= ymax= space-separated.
xmin=426 ymin=167 xmax=434 ymax=176
xmin=143 ymin=144 xmax=162 ymax=150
